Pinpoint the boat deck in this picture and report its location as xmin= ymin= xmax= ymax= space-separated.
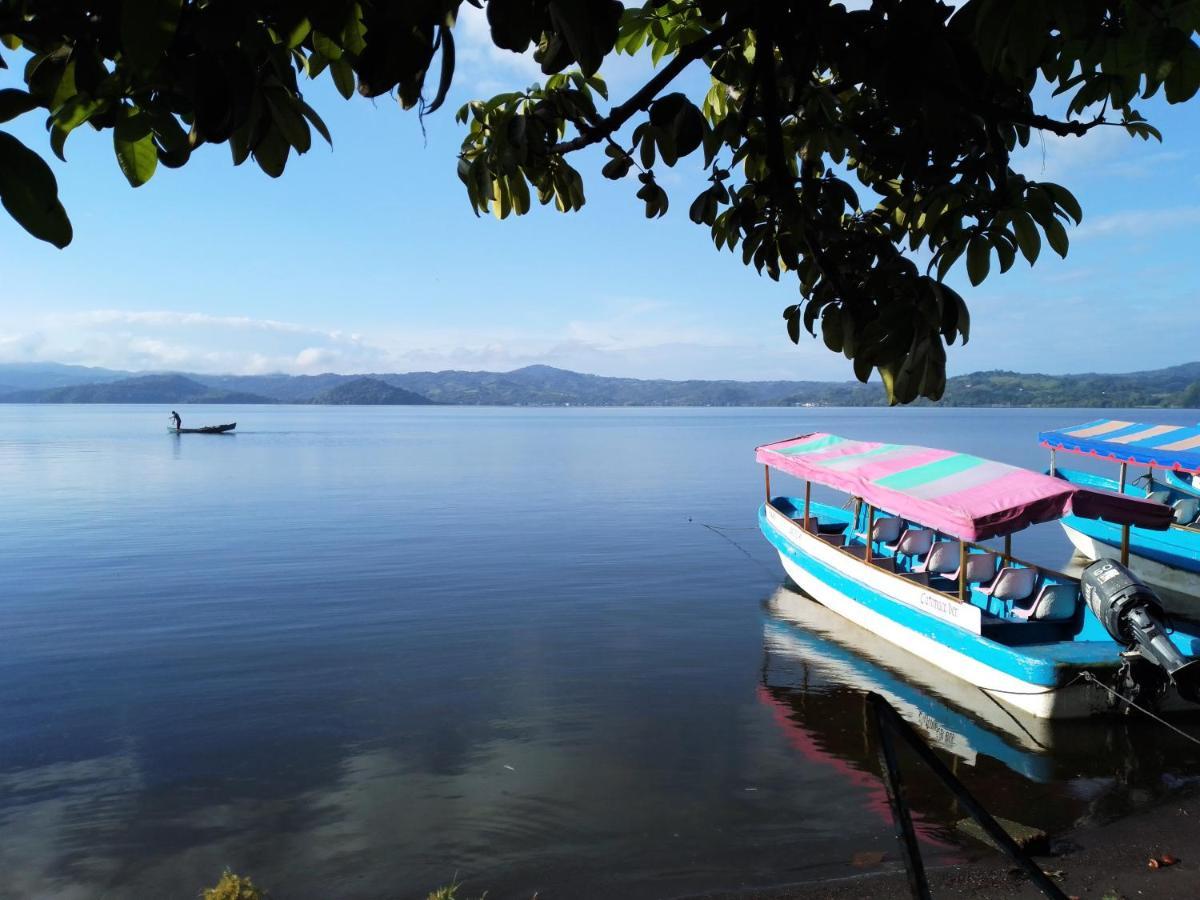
xmin=766 ymin=496 xmax=1141 ymax=664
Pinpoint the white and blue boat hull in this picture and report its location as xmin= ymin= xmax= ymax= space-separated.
xmin=759 ymin=504 xmax=1196 ymax=720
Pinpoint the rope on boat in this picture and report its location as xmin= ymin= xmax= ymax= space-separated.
xmin=980 ymin=671 xmax=1200 ymax=746
xmin=693 ymin=520 xmax=779 ymax=577
xmin=1077 ymin=671 xmax=1200 ymax=748
xmin=977 ymin=672 xmax=1090 ymax=697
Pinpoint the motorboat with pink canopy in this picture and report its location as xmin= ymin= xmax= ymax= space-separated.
xmin=757 ymin=433 xmax=1170 ymax=542
xmin=755 ymin=431 xmax=1199 ymax=720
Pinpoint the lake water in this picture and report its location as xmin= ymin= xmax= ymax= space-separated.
xmin=3 ymin=405 xmax=1200 ymax=899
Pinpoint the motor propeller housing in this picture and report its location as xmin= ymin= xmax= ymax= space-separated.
xmin=1081 ymin=560 xmax=1200 ymax=705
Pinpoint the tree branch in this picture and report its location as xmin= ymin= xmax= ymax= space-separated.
xmin=550 ymin=18 xmax=742 ymax=155
xmin=1008 ymin=110 xmax=1109 ymax=137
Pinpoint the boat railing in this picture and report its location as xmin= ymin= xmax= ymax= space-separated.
xmin=769 ymin=504 xmax=978 ymax=606
xmin=771 ymin=501 xmax=1078 ymax=616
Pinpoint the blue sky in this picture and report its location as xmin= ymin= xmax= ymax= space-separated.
xmin=1 ymin=6 xmax=1197 ymax=381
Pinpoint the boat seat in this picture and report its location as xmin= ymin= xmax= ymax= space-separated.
xmin=841 ymin=544 xmax=895 ymax=570
xmin=980 ymin=566 xmax=1038 ymax=602
xmin=1172 ymin=498 xmax=1200 ymax=525
xmin=914 ymin=541 xmax=958 ymax=575
xmin=1010 ymin=582 xmax=1078 ymax=621
xmin=818 ymin=532 xmax=845 ymax=546
xmin=949 ymin=550 xmax=998 ymax=585
xmin=865 ymin=517 xmax=904 ymax=545
xmin=1146 ymin=489 xmax=1171 ymax=506
xmin=889 ymin=528 xmax=934 ymax=560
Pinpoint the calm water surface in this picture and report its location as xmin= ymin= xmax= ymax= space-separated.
xmin=2 ymin=405 xmax=1199 ymax=899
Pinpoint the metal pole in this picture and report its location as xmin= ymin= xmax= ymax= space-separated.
xmin=1049 ymin=448 xmax=1056 ymax=476
xmin=1118 ymin=462 xmax=1128 ymax=494
xmin=803 ymin=480 xmax=811 ymax=531
xmin=867 ymin=504 xmax=876 ymax=565
xmin=872 ymin=699 xmax=932 ymax=900
xmin=868 ymin=694 xmax=1070 ymax=900
xmin=959 ymin=541 xmax=967 ymax=602
xmin=764 ymin=465 xmax=771 ymax=503
xmin=1121 ymin=523 xmax=1130 ymax=566
xmin=1003 ymin=534 xmax=1011 ymax=564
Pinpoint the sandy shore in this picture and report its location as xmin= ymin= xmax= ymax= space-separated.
xmin=694 ymin=786 xmax=1200 ymax=900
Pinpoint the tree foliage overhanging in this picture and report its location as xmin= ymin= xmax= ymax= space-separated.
xmin=1 ymin=1 xmax=1197 ymax=402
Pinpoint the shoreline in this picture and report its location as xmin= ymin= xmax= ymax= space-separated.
xmin=695 ymin=784 xmax=1200 ymax=899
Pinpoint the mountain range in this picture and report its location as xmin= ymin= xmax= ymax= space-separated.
xmin=0 ymin=361 xmax=1197 ymax=408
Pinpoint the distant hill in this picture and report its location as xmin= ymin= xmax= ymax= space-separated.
xmin=0 ymin=361 xmax=1197 ymax=407
xmin=0 ymin=362 xmax=132 ymax=391
xmin=928 ymin=362 xmax=1200 ymax=408
xmin=0 ymin=374 xmax=272 ymax=404
xmin=310 ymin=377 xmax=433 ymax=405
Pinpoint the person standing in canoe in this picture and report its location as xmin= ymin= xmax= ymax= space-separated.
xmin=170 ymin=410 xmax=181 ymax=430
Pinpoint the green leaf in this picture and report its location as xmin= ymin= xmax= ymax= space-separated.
xmin=1011 ymin=210 xmax=1041 ymax=264
xmin=0 ymin=89 xmax=38 ymax=124
xmin=509 ymin=172 xmax=531 ymax=214
xmin=252 ymin=125 xmax=290 ymax=178
xmin=1164 ymin=39 xmax=1200 ymax=103
xmin=311 ymin=32 xmax=343 ymax=61
xmin=329 ymin=57 xmax=355 ymax=99
xmin=1042 ymin=183 xmax=1082 ymax=224
xmin=423 ymin=26 xmax=455 ymax=115
xmin=121 ymin=0 xmax=183 ymax=72
xmin=50 ymin=96 xmax=103 ymax=161
xmin=285 ymin=17 xmax=311 ymax=50
xmin=966 ymin=235 xmax=990 ymax=286
xmin=649 ymin=93 xmax=705 ymax=163
xmin=547 ymin=0 xmax=622 ymax=76
xmin=265 ymin=90 xmax=311 ymax=153
xmin=783 ymin=305 xmax=801 ymax=344
xmin=487 ymin=0 xmax=541 ymax=53
xmin=297 ymin=98 xmax=332 ymax=146
xmin=821 ymin=306 xmax=843 ymax=352
xmin=0 ymin=130 xmax=72 ymax=247
xmin=1042 ymin=214 xmax=1069 ymax=258
xmin=114 ymin=105 xmax=158 ymax=186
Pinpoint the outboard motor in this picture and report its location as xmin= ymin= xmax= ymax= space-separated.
xmin=1082 ymin=560 xmax=1200 ymax=705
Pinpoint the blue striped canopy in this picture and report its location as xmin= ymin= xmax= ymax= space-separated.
xmin=1039 ymin=420 xmax=1200 ymax=474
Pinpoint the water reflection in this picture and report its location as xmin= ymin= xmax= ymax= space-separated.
xmin=763 ymin=586 xmax=1200 ymax=840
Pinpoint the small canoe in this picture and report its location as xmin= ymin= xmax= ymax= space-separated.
xmin=169 ymin=422 xmax=236 ymax=434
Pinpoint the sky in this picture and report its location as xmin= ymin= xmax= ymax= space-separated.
xmin=0 ymin=7 xmax=1198 ymax=382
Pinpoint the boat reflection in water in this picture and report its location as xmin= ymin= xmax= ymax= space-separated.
xmin=762 ymin=586 xmax=1200 ymax=841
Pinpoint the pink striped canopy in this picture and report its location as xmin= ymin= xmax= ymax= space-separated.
xmin=757 ymin=432 xmax=1172 ymax=541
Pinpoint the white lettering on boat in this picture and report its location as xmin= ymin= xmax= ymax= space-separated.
xmin=919 ymin=591 xmax=963 ymax=621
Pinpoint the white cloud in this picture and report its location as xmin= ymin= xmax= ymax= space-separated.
xmin=0 ymin=306 xmax=847 ymax=381
xmin=1075 ymin=206 xmax=1200 ymax=239
xmin=454 ymin=4 xmax=541 ymax=94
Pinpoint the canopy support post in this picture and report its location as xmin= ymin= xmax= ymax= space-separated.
xmin=764 ymin=465 xmax=771 ymax=503
xmin=867 ymin=504 xmax=875 ymax=565
xmin=1003 ymin=534 xmax=1011 ymax=564
xmin=1118 ymin=462 xmax=1128 ymax=494
xmin=958 ymin=541 xmax=967 ymax=603
xmin=1147 ymin=466 xmax=1154 ymax=493
xmin=803 ymin=480 xmax=811 ymax=531
xmin=1121 ymin=524 xmax=1130 ymax=567
xmin=1049 ymin=449 xmax=1056 ymax=476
